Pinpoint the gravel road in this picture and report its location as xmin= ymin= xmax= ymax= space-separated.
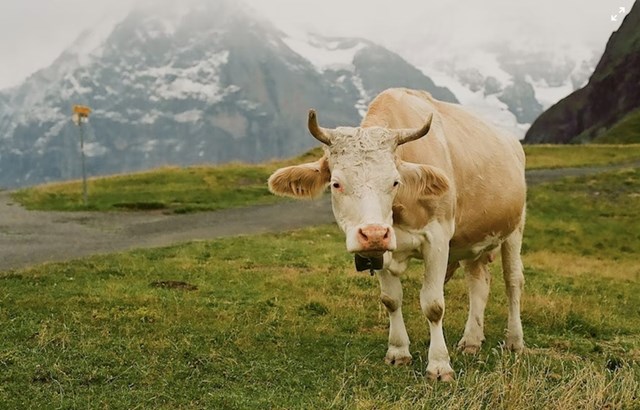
xmin=1 ymin=162 xmax=638 ymax=271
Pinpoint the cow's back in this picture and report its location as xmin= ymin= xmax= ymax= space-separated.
xmin=364 ymin=88 xmax=526 ymax=255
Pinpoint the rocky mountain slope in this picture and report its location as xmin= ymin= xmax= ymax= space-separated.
xmin=524 ymin=2 xmax=640 ymax=143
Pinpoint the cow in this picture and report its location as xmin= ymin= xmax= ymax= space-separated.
xmin=268 ymin=88 xmax=526 ymax=381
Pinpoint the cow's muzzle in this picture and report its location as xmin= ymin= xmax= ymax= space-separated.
xmin=350 ymin=224 xmax=396 ymax=256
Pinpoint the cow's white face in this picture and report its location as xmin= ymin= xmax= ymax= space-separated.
xmin=325 ymin=127 xmax=400 ymax=256
xmin=268 ymin=110 xmax=447 ymax=259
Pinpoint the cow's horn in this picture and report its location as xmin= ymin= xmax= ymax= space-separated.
xmin=308 ymin=109 xmax=332 ymax=146
xmin=397 ymin=114 xmax=433 ymax=146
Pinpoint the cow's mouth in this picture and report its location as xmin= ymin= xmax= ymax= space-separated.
xmin=354 ymin=253 xmax=384 ymax=272
xmin=357 ymin=250 xmax=386 ymax=258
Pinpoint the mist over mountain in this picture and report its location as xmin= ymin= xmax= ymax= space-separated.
xmin=0 ymin=0 xmax=607 ymax=188
xmin=412 ymin=41 xmax=600 ymax=136
xmin=0 ymin=0 xmax=457 ymax=188
xmin=524 ymin=2 xmax=640 ymax=143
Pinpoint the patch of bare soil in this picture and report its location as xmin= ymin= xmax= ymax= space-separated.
xmin=149 ymin=280 xmax=199 ymax=291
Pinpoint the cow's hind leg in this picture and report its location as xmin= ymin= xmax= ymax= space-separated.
xmin=457 ymin=256 xmax=491 ymax=354
xmin=378 ymin=265 xmax=412 ymax=366
xmin=501 ymin=222 xmax=525 ymax=352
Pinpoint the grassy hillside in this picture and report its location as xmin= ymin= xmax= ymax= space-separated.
xmin=13 ymin=144 xmax=640 ymax=212
xmin=592 ymin=109 xmax=640 ymax=144
xmin=11 ymin=149 xmax=327 ymax=213
xmin=1 ymin=167 xmax=639 ymax=408
xmin=12 ymin=164 xmax=280 ymax=214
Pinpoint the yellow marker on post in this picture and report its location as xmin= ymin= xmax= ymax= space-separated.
xmin=71 ymin=105 xmax=92 ymax=205
xmin=73 ymin=105 xmax=92 ymax=117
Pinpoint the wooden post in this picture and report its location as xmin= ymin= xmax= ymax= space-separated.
xmin=72 ymin=105 xmax=92 ymax=206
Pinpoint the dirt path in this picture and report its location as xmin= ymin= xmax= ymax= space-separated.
xmin=1 ymin=162 xmax=638 ymax=271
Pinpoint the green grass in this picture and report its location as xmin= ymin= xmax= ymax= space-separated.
xmin=13 ymin=145 xmax=640 ymax=213
xmin=525 ymin=167 xmax=640 ymax=260
xmin=11 ymin=149 xmax=326 ymax=213
xmin=592 ymin=109 xmax=640 ymax=144
xmin=1 ymin=168 xmax=639 ymax=408
xmin=12 ymin=164 xmax=281 ymax=214
xmin=523 ymin=144 xmax=640 ymax=169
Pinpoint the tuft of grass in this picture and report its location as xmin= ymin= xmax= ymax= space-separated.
xmin=1 ymin=168 xmax=639 ymax=408
xmin=523 ymin=144 xmax=640 ymax=169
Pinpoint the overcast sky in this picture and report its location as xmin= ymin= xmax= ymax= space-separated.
xmin=0 ymin=0 xmax=635 ymax=90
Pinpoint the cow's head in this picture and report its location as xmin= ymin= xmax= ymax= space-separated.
xmin=268 ymin=110 xmax=449 ymax=259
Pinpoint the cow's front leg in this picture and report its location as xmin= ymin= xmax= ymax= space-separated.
xmin=378 ymin=266 xmax=411 ymax=366
xmin=421 ymin=223 xmax=454 ymax=381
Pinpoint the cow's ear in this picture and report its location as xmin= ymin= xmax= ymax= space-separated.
xmin=398 ymin=162 xmax=449 ymax=198
xmin=268 ymin=157 xmax=331 ymax=199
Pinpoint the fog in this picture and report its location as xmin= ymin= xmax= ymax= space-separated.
xmin=0 ymin=0 xmax=635 ymax=89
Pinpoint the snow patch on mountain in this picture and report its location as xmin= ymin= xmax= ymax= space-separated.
xmin=435 ymin=50 xmax=511 ymax=86
xmin=84 ymin=142 xmax=109 ymax=157
xmin=283 ymin=33 xmax=367 ymax=72
xmin=175 ymin=110 xmax=203 ymax=123
xmin=426 ymin=69 xmax=522 ymax=137
xmin=351 ymin=75 xmax=370 ymax=117
xmin=414 ymin=40 xmax=600 ymax=137
xmin=61 ymin=75 xmax=92 ymax=98
xmin=142 ymin=50 xmax=235 ymax=103
xmin=140 ymin=110 xmax=163 ymax=125
xmin=528 ymin=77 xmax=575 ymax=109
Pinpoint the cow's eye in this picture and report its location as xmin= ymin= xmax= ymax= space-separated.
xmin=332 ymin=182 xmax=341 ymax=189
xmin=393 ymin=180 xmax=400 ymax=187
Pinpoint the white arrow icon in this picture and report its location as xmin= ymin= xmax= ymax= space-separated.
xmin=611 ymin=14 xmax=618 ymax=21
xmin=619 ymin=6 xmax=626 ymax=13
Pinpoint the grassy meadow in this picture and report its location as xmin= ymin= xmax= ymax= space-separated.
xmin=12 ymin=144 xmax=640 ymax=213
xmin=1 ymin=161 xmax=639 ymax=407
xmin=11 ymin=164 xmax=280 ymax=214
xmin=522 ymin=144 xmax=640 ymax=169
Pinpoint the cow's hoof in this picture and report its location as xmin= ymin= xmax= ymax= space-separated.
xmin=506 ymin=338 xmax=525 ymax=353
xmin=384 ymin=347 xmax=412 ymax=366
xmin=457 ymin=335 xmax=484 ymax=354
xmin=426 ymin=362 xmax=455 ymax=382
xmin=385 ymin=355 xmax=412 ymax=366
xmin=457 ymin=340 xmax=482 ymax=355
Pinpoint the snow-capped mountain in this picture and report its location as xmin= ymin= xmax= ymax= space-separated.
xmin=0 ymin=0 xmax=456 ymax=188
xmin=283 ymin=33 xmax=457 ymax=116
xmin=411 ymin=43 xmax=600 ymax=137
xmin=0 ymin=0 xmax=601 ymax=188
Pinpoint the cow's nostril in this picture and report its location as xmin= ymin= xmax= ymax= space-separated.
xmin=383 ymin=229 xmax=389 ymax=240
xmin=358 ymin=228 xmax=369 ymax=241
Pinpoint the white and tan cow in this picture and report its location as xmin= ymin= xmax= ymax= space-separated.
xmin=268 ymin=88 xmax=526 ymax=381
